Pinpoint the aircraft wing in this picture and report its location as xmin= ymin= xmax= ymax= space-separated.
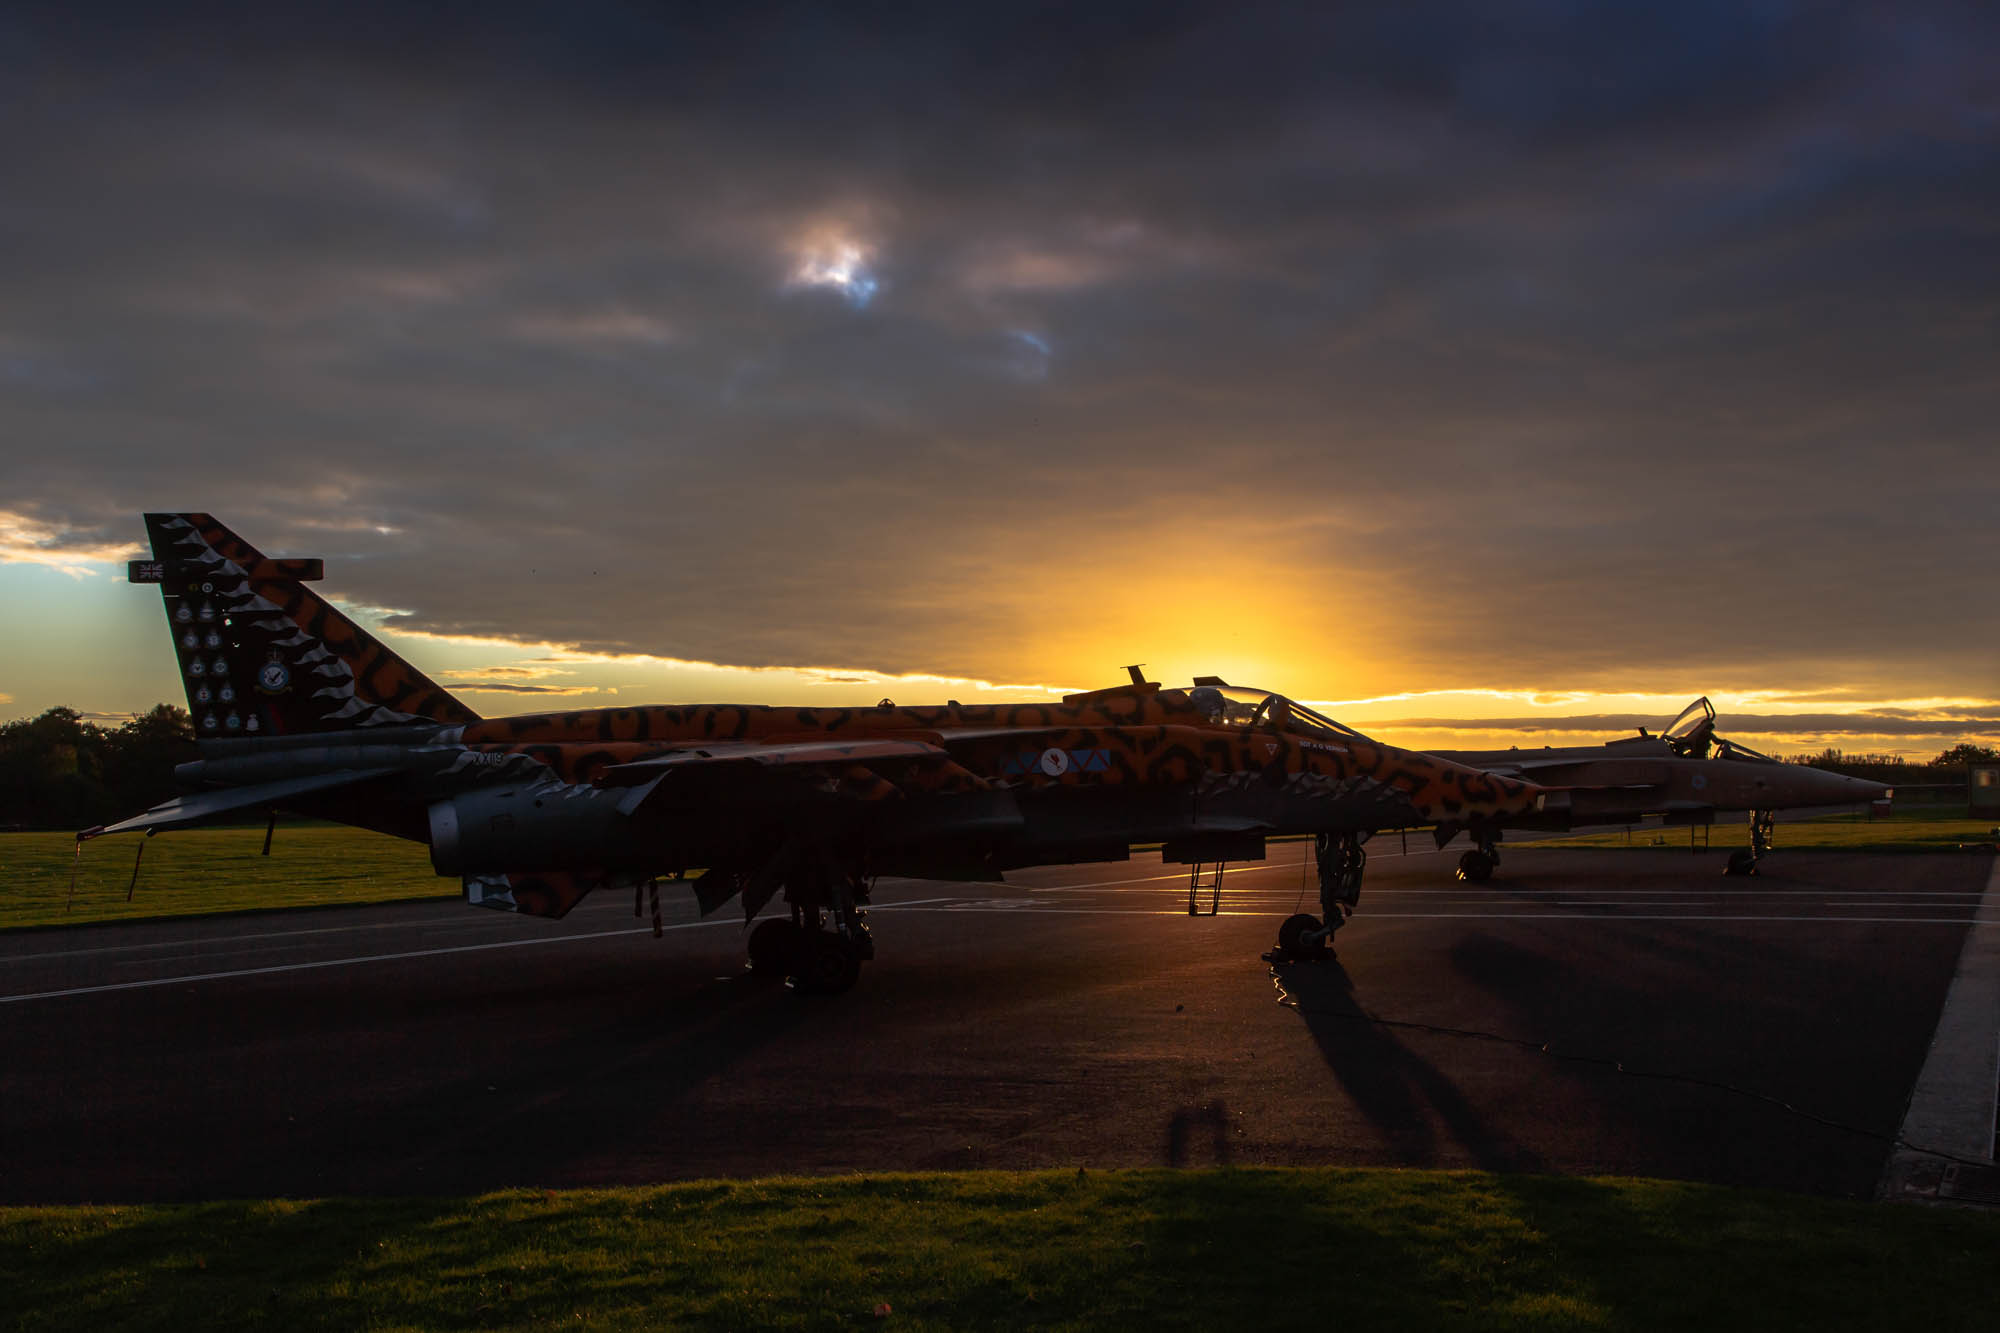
xmin=602 ymin=737 xmax=968 ymax=817
xmin=597 ymin=737 xmax=951 ymax=786
xmin=81 ymin=767 xmax=403 ymax=839
xmin=1473 ymin=757 xmax=1674 ymax=787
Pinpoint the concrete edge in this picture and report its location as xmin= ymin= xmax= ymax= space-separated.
xmin=1878 ymin=857 xmax=2000 ymax=1202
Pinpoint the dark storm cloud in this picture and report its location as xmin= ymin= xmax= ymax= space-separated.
xmin=2 ymin=1 xmax=1996 ymax=693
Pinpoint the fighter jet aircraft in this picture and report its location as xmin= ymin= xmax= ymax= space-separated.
xmin=84 ymin=514 xmax=1550 ymax=987
xmin=1426 ymin=697 xmax=1889 ymax=880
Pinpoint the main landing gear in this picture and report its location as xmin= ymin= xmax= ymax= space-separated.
xmin=745 ymin=861 xmax=875 ymax=994
xmin=1456 ymin=841 xmax=1500 ymax=883
xmin=1454 ymin=823 xmax=1503 ymax=882
xmin=1274 ymin=831 xmax=1368 ymax=960
xmin=1725 ymin=809 xmax=1776 ymax=877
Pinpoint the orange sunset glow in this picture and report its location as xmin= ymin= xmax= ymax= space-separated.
xmin=0 ymin=6 xmax=1995 ymax=762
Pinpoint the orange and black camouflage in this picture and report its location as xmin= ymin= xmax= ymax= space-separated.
xmin=99 ymin=514 xmax=1551 ymax=990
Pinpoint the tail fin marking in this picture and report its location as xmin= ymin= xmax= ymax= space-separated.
xmin=142 ymin=513 xmax=478 ymax=736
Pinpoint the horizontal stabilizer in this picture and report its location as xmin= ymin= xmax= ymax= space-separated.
xmin=81 ymin=767 xmax=400 ymax=839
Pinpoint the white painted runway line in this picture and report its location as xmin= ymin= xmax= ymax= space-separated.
xmin=1025 ymin=882 xmax=1990 ymax=898
xmin=0 ymin=924 xmax=692 ymax=1005
xmin=14 ymin=839 xmax=1988 ymax=1009
xmin=0 ymin=897 xmax=962 ymax=1005
xmin=0 ymin=916 xmax=521 ymax=965
xmin=898 ymin=903 xmax=1998 ymax=925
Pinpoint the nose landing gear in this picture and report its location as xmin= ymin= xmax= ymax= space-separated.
xmin=1724 ymin=809 xmax=1775 ymax=877
xmin=1270 ymin=831 xmax=1368 ymax=960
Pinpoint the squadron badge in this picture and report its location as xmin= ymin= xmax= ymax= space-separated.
xmin=257 ymin=655 xmax=292 ymax=695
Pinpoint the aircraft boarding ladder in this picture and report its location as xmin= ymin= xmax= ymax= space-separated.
xmin=1187 ymin=863 xmax=1223 ymax=916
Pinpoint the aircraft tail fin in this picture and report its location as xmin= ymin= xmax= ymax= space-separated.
xmin=133 ymin=513 xmax=479 ymax=737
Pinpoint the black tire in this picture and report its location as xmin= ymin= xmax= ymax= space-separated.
xmin=1725 ymin=850 xmax=1758 ymax=877
xmin=746 ymin=918 xmax=799 ymax=978
xmin=791 ymin=931 xmax=862 ymax=995
xmin=1277 ymin=912 xmax=1322 ymax=954
xmin=1457 ymin=850 xmax=1495 ymax=883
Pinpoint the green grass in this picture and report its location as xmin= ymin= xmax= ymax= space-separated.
xmin=1522 ymin=809 xmax=2000 ymax=855
xmin=2 ymin=1169 xmax=1996 ymax=1331
xmin=0 ymin=824 xmax=452 ymax=931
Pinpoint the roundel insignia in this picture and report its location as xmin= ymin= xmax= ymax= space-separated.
xmin=257 ymin=659 xmax=292 ymax=694
xmin=1691 ymin=773 xmax=1707 ymax=790
xmin=1039 ymin=747 xmax=1071 ymax=776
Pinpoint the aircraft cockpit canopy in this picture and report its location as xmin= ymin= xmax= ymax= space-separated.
xmin=1186 ymin=677 xmax=1373 ymax=742
xmin=1662 ymin=696 xmax=1776 ymax=763
xmin=1663 ymin=697 xmax=1717 ymax=755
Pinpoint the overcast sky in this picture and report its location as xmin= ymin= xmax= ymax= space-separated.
xmin=2 ymin=1 xmax=1995 ymax=756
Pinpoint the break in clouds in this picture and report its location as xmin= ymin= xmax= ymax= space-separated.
xmin=2 ymin=1 xmax=1997 ymax=704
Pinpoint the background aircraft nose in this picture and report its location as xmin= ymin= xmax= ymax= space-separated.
xmin=1819 ymin=769 xmax=1891 ymax=803
xmin=1850 ymin=773 xmax=1893 ymax=802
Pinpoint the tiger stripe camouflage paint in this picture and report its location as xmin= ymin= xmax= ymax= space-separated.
xmin=450 ymin=696 xmax=1536 ymax=825
xmin=142 ymin=513 xmax=475 ymax=737
xmin=118 ymin=515 xmax=1548 ymax=963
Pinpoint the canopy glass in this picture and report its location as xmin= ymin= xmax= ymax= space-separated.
xmin=1186 ymin=679 xmax=1372 ymax=741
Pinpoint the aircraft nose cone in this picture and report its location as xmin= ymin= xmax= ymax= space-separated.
xmin=1852 ymin=774 xmax=1893 ymax=802
xmin=1814 ymin=769 xmax=1890 ymax=803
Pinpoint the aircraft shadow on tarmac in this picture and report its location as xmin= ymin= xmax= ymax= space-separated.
xmin=1267 ymin=954 xmax=1548 ymax=1174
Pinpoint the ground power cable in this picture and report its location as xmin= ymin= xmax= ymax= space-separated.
xmin=1268 ymin=967 xmax=1997 ymax=1172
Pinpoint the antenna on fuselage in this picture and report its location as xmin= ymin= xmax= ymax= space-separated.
xmin=1125 ymin=664 xmax=1149 ymax=685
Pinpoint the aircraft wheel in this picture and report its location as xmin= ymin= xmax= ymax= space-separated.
xmin=1457 ymin=850 xmax=1496 ymax=883
xmin=746 ymin=918 xmax=800 ymax=978
xmin=1724 ymin=850 xmax=1758 ymax=877
xmin=1277 ymin=912 xmax=1323 ymax=955
xmin=791 ymin=930 xmax=862 ymax=995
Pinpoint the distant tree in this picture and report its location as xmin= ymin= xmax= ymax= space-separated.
xmin=1932 ymin=742 xmax=2000 ymax=768
xmin=102 ymin=704 xmax=197 ymax=818
xmin=0 ymin=704 xmax=195 ymax=830
xmin=0 ymin=707 xmax=107 ymax=829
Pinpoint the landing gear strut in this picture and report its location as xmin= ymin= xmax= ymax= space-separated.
xmin=1726 ymin=809 xmax=1775 ymax=877
xmin=1456 ymin=828 xmax=1501 ymax=883
xmin=1273 ymin=831 xmax=1368 ymax=959
xmin=746 ymin=857 xmax=874 ymax=993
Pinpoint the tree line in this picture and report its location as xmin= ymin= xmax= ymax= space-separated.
xmin=1790 ymin=743 xmax=1999 ymax=786
xmin=0 ymin=705 xmax=197 ymax=832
